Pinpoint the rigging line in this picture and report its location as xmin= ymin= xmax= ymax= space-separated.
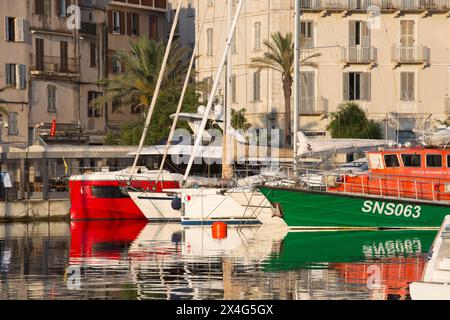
xmin=183 ymin=0 xmax=246 ymax=183
xmin=156 ymin=4 xmax=212 ymax=183
xmin=131 ymin=0 xmax=183 ymax=174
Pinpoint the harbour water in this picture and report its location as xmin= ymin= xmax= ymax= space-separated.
xmin=0 ymin=221 xmax=437 ymax=300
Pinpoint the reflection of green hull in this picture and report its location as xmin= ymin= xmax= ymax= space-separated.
xmin=265 ymin=230 xmax=436 ymax=272
xmin=260 ymin=187 xmax=450 ymax=229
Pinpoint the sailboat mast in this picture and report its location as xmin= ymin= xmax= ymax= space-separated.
xmin=293 ymin=0 xmax=301 ymax=173
xmin=131 ymin=0 xmax=182 ymax=173
xmin=222 ymin=0 xmax=234 ymax=179
xmin=183 ymin=0 xmax=245 ymax=184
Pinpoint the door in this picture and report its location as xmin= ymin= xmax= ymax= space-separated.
xmin=400 ymin=20 xmax=415 ymax=61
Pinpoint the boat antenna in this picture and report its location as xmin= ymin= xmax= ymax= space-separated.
xmin=131 ymin=0 xmax=183 ymax=174
xmin=182 ymin=0 xmax=246 ymax=185
xmin=156 ymin=5 xmax=211 ymax=183
xmin=293 ymin=0 xmax=300 ymax=174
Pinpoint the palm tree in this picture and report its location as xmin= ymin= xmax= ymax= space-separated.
xmin=251 ymin=32 xmax=320 ymax=147
xmin=92 ymin=37 xmax=190 ymax=113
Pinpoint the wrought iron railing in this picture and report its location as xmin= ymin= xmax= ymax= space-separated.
xmin=31 ymin=55 xmax=79 ymax=75
xmin=391 ymin=46 xmax=430 ymax=64
xmin=299 ymin=97 xmax=329 ymax=115
xmin=300 ymin=0 xmax=450 ymax=10
xmin=341 ymin=46 xmax=377 ymax=64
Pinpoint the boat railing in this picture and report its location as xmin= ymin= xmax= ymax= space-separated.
xmin=267 ymin=167 xmax=450 ymax=204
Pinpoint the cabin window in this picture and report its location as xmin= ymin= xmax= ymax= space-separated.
xmin=426 ymin=155 xmax=442 ymax=168
xmin=91 ymin=186 xmax=130 ymax=199
xmin=401 ymin=154 xmax=421 ymax=167
xmin=384 ymin=154 xmax=400 ymax=168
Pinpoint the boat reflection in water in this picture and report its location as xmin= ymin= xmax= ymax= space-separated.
xmin=67 ymin=221 xmax=437 ymax=300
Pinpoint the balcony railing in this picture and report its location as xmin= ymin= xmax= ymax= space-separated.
xmin=341 ymin=47 xmax=377 ymax=64
xmin=300 ymin=0 xmax=450 ymax=11
xmin=299 ymin=97 xmax=329 ymax=115
xmin=111 ymin=0 xmax=167 ymax=10
xmin=300 ymin=48 xmax=319 ymax=61
xmin=391 ymin=46 xmax=430 ymax=64
xmin=31 ymin=55 xmax=79 ymax=76
xmin=80 ymin=22 xmax=97 ymax=35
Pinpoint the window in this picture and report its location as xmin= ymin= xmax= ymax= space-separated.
xmin=401 ymin=72 xmax=415 ymax=102
xmin=8 ymin=112 xmax=18 ymax=136
xmin=401 ymin=20 xmax=415 ymax=47
xmin=254 ymin=22 xmax=261 ymax=51
xmin=231 ymin=30 xmax=237 ymax=54
xmin=112 ymin=54 xmax=121 ymax=74
xmin=252 ymin=71 xmax=261 ymax=102
xmin=60 ymin=41 xmax=68 ymax=73
xmin=112 ymin=99 xmax=122 ymax=113
xmin=207 ymin=0 xmax=214 ymax=6
xmin=202 ymin=77 xmax=212 ymax=101
xmin=90 ymin=43 xmax=96 ymax=67
xmin=47 ymin=85 xmax=56 ymax=113
xmin=231 ymin=74 xmax=237 ymax=104
xmin=88 ymin=91 xmax=102 ymax=117
xmin=187 ymin=0 xmax=194 ymax=17
xmin=447 ymin=155 xmax=450 ymax=168
xmin=384 ymin=154 xmax=400 ymax=168
xmin=35 ymin=38 xmax=44 ymax=71
xmin=149 ymin=15 xmax=158 ymax=39
xmin=5 ymin=64 xmax=17 ymax=86
xmin=4 ymin=17 xmax=15 ymax=41
xmin=300 ymin=21 xmax=314 ymax=49
xmin=91 ymin=186 xmax=130 ymax=199
xmin=112 ymin=11 xmax=121 ymax=34
xmin=35 ymin=0 xmax=44 ymax=15
xmin=426 ymin=154 xmax=442 ymax=168
xmin=131 ymin=104 xmax=143 ymax=114
xmin=349 ymin=21 xmax=370 ymax=47
xmin=401 ymin=154 xmax=421 ymax=167
xmin=344 ymin=72 xmax=371 ymax=101
xmin=129 ymin=13 xmax=139 ymax=36
xmin=206 ymin=28 xmax=213 ymax=56
xmin=58 ymin=0 xmax=67 ymax=17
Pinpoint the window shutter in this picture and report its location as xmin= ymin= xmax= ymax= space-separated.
xmin=349 ymin=21 xmax=356 ymax=47
xmin=343 ymin=73 xmax=349 ymax=101
xmin=127 ymin=13 xmax=131 ymax=36
xmin=5 ymin=64 xmax=11 ymax=85
xmin=108 ymin=11 xmax=113 ymax=34
xmin=16 ymin=64 xmax=26 ymax=90
xmin=362 ymin=72 xmax=371 ymax=101
xmin=14 ymin=17 xmax=24 ymax=42
xmin=4 ymin=17 xmax=9 ymax=41
xmin=135 ymin=14 xmax=140 ymax=36
xmin=361 ymin=21 xmax=370 ymax=47
xmin=119 ymin=11 xmax=125 ymax=35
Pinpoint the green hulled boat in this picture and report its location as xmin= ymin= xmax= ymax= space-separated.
xmin=260 ymin=187 xmax=450 ymax=229
xmin=265 ymin=229 xmax=436 ymax=272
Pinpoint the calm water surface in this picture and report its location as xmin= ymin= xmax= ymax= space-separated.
xmin=0 ymin=221 xmax=437 ymax=300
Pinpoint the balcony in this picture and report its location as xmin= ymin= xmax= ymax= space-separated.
xmin=299 ymin=97 xmax=329 ymax=115
xmin=111 ymin=0 xmax=167 ymax=11
xmin=80 ymin=22 xmax=97 ymax=36
xmin=341 ymin=47 xmax=377 ymax=65
xmin=31 ymin=55 xmax=80 ymax=78
xmin=300 ymin=0 xmax=450 ymax=11
xmin=391 ymin=46 xmax=430 ymax=65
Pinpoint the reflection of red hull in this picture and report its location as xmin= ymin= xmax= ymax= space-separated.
xmin=331 ymin=257 xmax=425 ymax=299
xmin=70 ymin=220 xmax=147 ymax=260
xmin=69 ymin=176 xmax=180 ymax=220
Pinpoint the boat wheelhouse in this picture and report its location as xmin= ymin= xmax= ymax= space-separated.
xmin=260 ymin=146 xmax=450 ymax=229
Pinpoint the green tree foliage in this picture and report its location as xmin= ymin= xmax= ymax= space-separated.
xmin=94 ymin=37 xmax=200 ymax=145
xmin=251 ymin=32 xmax=320 ymax=147
xmin=327 ymin=102 xmax=382 ymax=139
xmin=231 ymin=108 xmax=252 ymax=131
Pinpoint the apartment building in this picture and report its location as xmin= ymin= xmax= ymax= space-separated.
xmin=1 ymin=0 xmax=170 ymax=146
xmin=106 ymin=0 xmax=168 ymax=130
xmin=195 ymin=0 xmax=450 ymax=143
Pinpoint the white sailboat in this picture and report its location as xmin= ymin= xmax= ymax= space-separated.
xmin=410 ymin=216 xmax=450 ymax=300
